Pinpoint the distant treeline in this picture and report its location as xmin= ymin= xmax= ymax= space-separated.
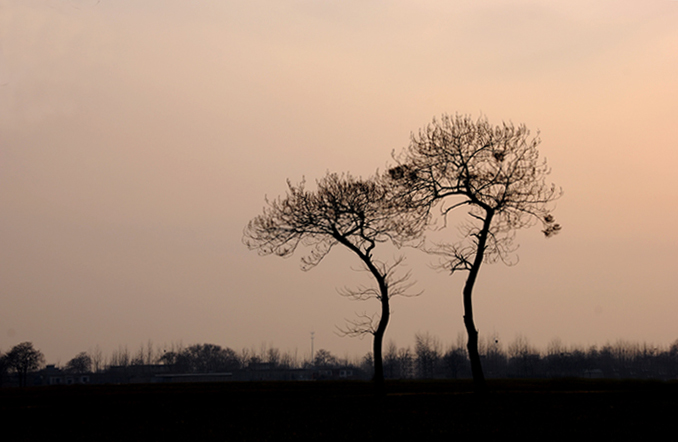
xmin=3 ymin=334 xmax=678 ymax=386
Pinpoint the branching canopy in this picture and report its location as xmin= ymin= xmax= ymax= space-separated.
xmin=244 ymin=172 xmax=425 ymax=274
xmin=390 ymin=114 xmax=562 ymax=270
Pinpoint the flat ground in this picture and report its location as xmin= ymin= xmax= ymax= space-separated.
xmin=1 ymin=379 xmax=676 ymax=441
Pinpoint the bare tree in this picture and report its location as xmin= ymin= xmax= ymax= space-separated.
xmin=383 ymin=341 xmax=399 ymax=379
xmin=238 ymin=347 xmax=255 ymax=369
xmin=6 ymin=342 xmax=45 ymax=387
xmin=313 ymin=349 xmax=338 ymax=368
xmin=131 ymin=345 xmax=146 ymax=366
xmin=145 ymin=340 xmax=157 ymax=365
xmin=244 ymin=172 xmax=424 ymax=395
xmin=414 ymin=332 xmax=443 ymax=379
xmin=109 ymin=345 xmax=131 ymax=367
xmin=508 ymin=334 xmax=539 ymax=377
xmin=390 ymin=114 xmax=561 ymax=391
xmin=279 ymin=349 xmax=299 ymax=369
xmin=159 ymin=343 xmax=240 ymax=373
xmin=443 ymin=345 xmax=468 ymax=379
xmin=66 ymin=352 xmax=93 ymax=373
xmin=266 ymin=347 xmax=281 ymax=368
xmin=90 ymin=345 xmax=105 ymax=373
xmin=183 ymin=344 xmax=240 ymax=373
xmin=0 ymin=351 xmax=10 ymax=387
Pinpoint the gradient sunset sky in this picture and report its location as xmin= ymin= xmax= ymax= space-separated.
xmin=1 ymin=0 xmax=677 ymax=363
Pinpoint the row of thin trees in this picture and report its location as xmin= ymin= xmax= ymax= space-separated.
xmin=6 ymin=335 xmax=678 ymax=382
xmin=385 ymin=334 xmax=678 ymax=380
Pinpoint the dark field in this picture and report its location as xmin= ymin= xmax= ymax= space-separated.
xmin=2 ymin=379 xmax=676 ymax=441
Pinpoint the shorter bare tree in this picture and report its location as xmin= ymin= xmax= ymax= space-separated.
xmin=244 ymin=172 xmax=425 ymax=395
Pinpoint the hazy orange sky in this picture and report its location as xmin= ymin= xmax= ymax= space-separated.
xmin=1 ymin=0 xmax=677 ymax=363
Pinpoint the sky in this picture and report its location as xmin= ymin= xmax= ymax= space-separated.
xmin=1 ymin=0 xmax=677 ymax=364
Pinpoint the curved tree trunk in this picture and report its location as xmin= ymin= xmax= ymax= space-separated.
xmin=462 ymin=211 xmax=493 ymax=393
xmin=372 ymin=291 xmax=390 ymax=397
xmin=333 ymin=233 xmax=391 ymax=397
xmin=463 ymin=303 xmax=486 ymax=392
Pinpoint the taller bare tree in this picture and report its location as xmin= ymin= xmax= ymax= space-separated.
xmin=390 ymin=114 xmax=561 ymax=391
xmin=244 ymin=172 xmax=424 ymax=395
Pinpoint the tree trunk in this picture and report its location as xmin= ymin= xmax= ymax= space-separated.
xmin=332 ymin=234 xmax=391 ymax=397
xmin=372 ymin=287 xmax=390 ymax=397
xmin=462 ymin=210 xmax=493 ymax=393
xmin=464 ymin=311 xmax=486 ymax=392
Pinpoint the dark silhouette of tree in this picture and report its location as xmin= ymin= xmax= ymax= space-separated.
xmin=244 ymin=172 xmax=424 ymax=395
xmin=313 ymin=349 xmax=338 ymax=368
xmin=0 ymin=351 xmax=9 ymax=387
xmin=66 ymin=352 xmax=93 ymax=373
xmin=158 ymin=350 xmax=182 ymax=370
xmin=383 ymin=341 xmax=416 ymax=379
xmin=109 ymin=345 xmax=131 ymax=367
xmin=360 ymin=352 xmax=374 ymax=379
xmin=184 ymin=344 xmax=240 ymax=373
xmin=396 ymin=347 xmax=416 ymax=379
xmin=390 ymin=114 xmax=561 ymax=392
xmin=443 ymin=346 xmax=468 ymax=379
xmin=670 ymin=339 xmax=678 ymax=357
xmin=6 ymin=342 xmax=45 ymax=387
xmin=130 ymin=341 xmax=158 ymax=366
xmin=414 ymin=332 xmax=443 ymax=379
xmin=507 ymin=334 xmax=540 ymax=377
xmin=90 ymin=345 xmax=104 ymax=373
xmin=481 ymin=334 xmax=507 ymax=378
xmin=160 ymin=343 xmax=240 ymax=373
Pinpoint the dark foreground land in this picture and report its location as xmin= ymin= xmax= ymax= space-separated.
xmin=2 ymin=379 xmax=676 ymax=441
